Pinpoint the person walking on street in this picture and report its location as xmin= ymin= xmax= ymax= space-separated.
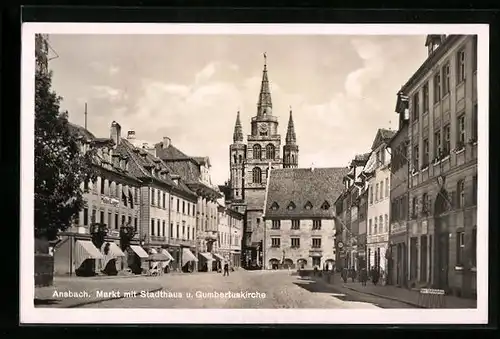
xmin=360 ymin=268 xmax=368 ymax=286
xmin=223 ymin=261 xmax=230 ymax=276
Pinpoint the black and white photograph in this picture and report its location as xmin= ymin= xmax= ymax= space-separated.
xmin=21 ymin=23 xmax=488 ymax=324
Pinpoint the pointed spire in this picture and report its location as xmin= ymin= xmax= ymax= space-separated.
xmin=285 ymin=106 xmax=296 ymax=144
xmin=233 ymin=110 xmax=244 ymax=143
xmin=257 ymin=52 xmax=273 ymax=117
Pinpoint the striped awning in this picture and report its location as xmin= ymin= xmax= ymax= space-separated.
xmin=182 ymin=248 xmax=198 ymax=266
xmin=199 ymin=252 xmax=214 ymax=261
xmin=101 ymin=242 xmax=126 ymax=257
xmin=74 ymin=240 xmax=103 ymax=269
xmin=130 ymin=245 xmax=149 ymax=258
xmin=161 ymin=249 xmax=174 ymax=261
xmin=212 ymin=253 xmax=225 ymax=261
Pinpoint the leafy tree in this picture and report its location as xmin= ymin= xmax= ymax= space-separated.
xmin=34 ymin=43 xmax=96 ymax=241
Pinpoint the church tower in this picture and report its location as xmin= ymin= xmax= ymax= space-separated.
xmin=229 ymin=111 xmax=246 ymax=201
xmin=283 ymin=107 xmax=299 ymax=168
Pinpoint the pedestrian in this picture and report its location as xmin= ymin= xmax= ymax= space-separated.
xmin=223 ymin=261 xmax=230 ymax=276
xmin=351 ymin=267 xmax=356 ymax=283
xmin=360 ymin=268 xmax=368 ymax=286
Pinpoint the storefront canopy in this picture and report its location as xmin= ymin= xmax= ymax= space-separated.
xmin=199 ymin=252 xmax=213 ymax=261
xmin=147 ymin=253 xmax=170 ymax=262
xmin=182 ymin=248 xmax=198 ymax=266
xmin=212 ymin=253 xmax=225 ymax=261
xmin=130 ymin=245 xmax=149 ymax=259
xmin=161 ymin=249 xmax=174 ymax=261
xmin=74 ymin=240 xmax=103 ymax=269
xmin=101 ymin=242 xmax=126 ymax=257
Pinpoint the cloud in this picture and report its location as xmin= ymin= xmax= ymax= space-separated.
xmin=91 ymin=85 xmax=128 ymax=103
xmin=109 ymin=66 xmax=120 ymax=75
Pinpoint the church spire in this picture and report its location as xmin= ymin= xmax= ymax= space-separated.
xmin=285 ymin=106 xmax=296 ymax=144
xmin=233 ymin=110 xmax=244 ymax=143
xmin=257 ymin=52 xmax=273 ymax=117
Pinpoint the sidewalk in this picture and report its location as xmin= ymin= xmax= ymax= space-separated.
xmin=34 ymin=275 xmax=163 ymax=308
xmin=341 ymin=280 xmax=477 ymax=309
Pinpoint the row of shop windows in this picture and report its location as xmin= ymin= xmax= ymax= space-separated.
xmin=270 ymin=237 xmax=322 ymax=248
xmin=80 ymin=208 xmax=137 ymax=230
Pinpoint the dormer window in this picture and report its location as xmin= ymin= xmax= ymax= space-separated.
xmin=321 ymin=201 xmax=330 ymax=210
xmin=271 ymin=202 xmax=279 ymax=210
xmin=304 ymin=201 xmax=313 ymax=210
xmin=287 ymin=202 xmax=296 ymax=210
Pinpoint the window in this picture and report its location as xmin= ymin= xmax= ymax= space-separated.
xmin=412 ymin=92 xmax=420 ymax=121
xmin=423 ymin=82 xmax=429 ymax=112
xmin=83 ymin=208 xmax=88 ymax=226
xmin=457 ymin=179 xmax=465 ymax=208
xmin=115 ymin=213 xmax=118 ymax=229
xmin=239 ymin=154 xmax=243 ymax=163
xmin=456 ymin=231 xmax=465 ymax=266
xmin=266 ymin=144 xmax=275 ymax=160
xmin=434 ymin=72 xmax=441 ymax=103
xmin=253 ymin=144 xmax=262 ymax=160
xmin=182 ymin=222 xmax=186 ymax=238
xmin=151 ymin=188 xmax=155 ymax=206
xmin=134 ymin=217 xmax=138 ymax=231
xmin=162 ymin=193 xmax=166 ymax=209
xmin=287 ymin=202 xmax=296 ymax=210
xmin=291 ymin=219 xmax=300 ymax=229
xmin=412 ymin=196 xmax=417 ymax=218
xmin=121 ymin=215 xmax=125 ymax=227
xmin=312 ymin=257 xmax=321 ymax=267
xmin=380 ymin=181 xmax=383 ymax=199
xmin=271 ymin=202 xmax=279 ymax=210
xmin=385 ymin=178 xmax=389 ymax=198
xmin=99 ymin=210 xmax=104 ymax=223
xmin=151 ymin=219 xmax=155 ymax=236
xmin=187 ymin=203 xmax=190 ymax=215
xmin=304 ymin=201 xmax=313 ymax=210
xmin=177 ymin=198 xmax=180 ymax=212
xmin=108 ymin=212 xmax=112 ymax=228
xmin=457 ymin=114 xmax=465 ymax=148
xmin=374 ymin=218 xmax=378 ymax=234
xmin=162 ymin=221 xmax=166 ymax=237
xmin=170 ymin=223 xmax=173 ymax=238
xmin=434 ymin=130 xmax=442 ymax=159
xmin=312 ymin=238 xmax=322 ymax=248
xmin=473 ymin=175 xmax=477 ymax=205
xmin=379 ymin=216 xmax=383 ymax=233
xmin=375 ymin=183 xmax=379 ymax=201
xmin=472 ymin=104 xmax=478 ymax=141
xmin=422 ymin=193 xmax=429 ymax=215
xmin=472 ymin=228 xmax=477 ymax=267
xmin=157 ymin=219 xmax=160 ymax=237
xmin=100 ymin=178 xmax=105 ymax=194
xmin=252 ymin=167 xmax=262 ymax=184
xmin=312 ymin=219 xmax=322 ymax=230
xmin=321 ymin=201 xmax=330 ymax=210
xmin=182 ymin=201 xmax=185 ymax=214
xmin=291 ymin=237 xmax=300 ymax=248
xmin=413 ymin=144 xmax=419 ymax=171
xmin=157 ymin=190 xmax=161 ymax=208
xmin=271 ymin=220 xmax=281 ymax=229
xmin=369 ymin=185 xmax=373 ymax=204
xmin=176 ymin=224 xmax=179 ymax=239
xmin=443 ymin=124 xmax=451 ymax=155
xmin=384 ymin=214 xmax=389 ymax=232
xmin=443 ymin=63 xmax=450 ymax=95
xmin=423 ymin=138 xmax=429 ymax=167
xmin=369 ymin=219 xmax=372 ymax=235
xmin=271 ymin=237 xmax=281 ymax=248
xmin=457 ymin=49 xmax=466 ymax=83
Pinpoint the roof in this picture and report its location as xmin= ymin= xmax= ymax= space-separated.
xmin=264 ymin=167 xmax=349 ymax=219
xmin=156 ymin=143 xmax=191 ymax=161
xmin=67 ymin=122 xmax=96 ymax=141
xmin=371 ymin=128 xmax=397 ymax=150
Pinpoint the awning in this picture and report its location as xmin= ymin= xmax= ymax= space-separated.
xmin=74 ymin=240 xmax=103 ymax=268
xmin=161 ymin=249 xmax=174 ymax=261
xmin=182 ymin=248 xmax=198 ymax=266
xmin=309 ymin=252 xmax=322 ymax=258
xmin=101 ymin=242 xmax=126 ymax=257
xmin=149 ymin=248 xmax=158 ymax=254
xmin=199 ymin=252 xmax=214 ymax=261
xmin=130 ymin=245 xmax=149 ymax=259
xmin=212 ymin=253 xmax=225 ymax=261
xmin=147 ymin=253 xmax=170 ymax=261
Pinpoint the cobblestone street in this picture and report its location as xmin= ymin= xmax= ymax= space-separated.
xmin=78 ymin=270 xmax=381 ymax=309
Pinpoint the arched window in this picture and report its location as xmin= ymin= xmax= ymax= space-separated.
xmin=238 ymin=154 xmax=243 ymax=163
xmin=233 ymin=154 xmax=237 ymax=164
xmin=291 ymin=154 xmax=295 ymax=164
xmin=253 ymin=144 xmax=262 ymax=160
xmin=252 ymin=167 xmax=262 ymax=184
xmin=266 ymin=144 xmax=275 ymax=160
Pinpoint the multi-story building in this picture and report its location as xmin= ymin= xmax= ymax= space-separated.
xmin=388 ymin=96 xmax=410 ymax=287
xmin=216 ymin=198 xmax=244 ymax=269
xmin=123 ymin=128 xmax=199 ymax=272
xmin=401 ymin=35 xmax=478 ymax=296
xmin=365 ymin=129 xmax=395 ymax=278
xmin=155 ymin=138 xmax=222 ymax=271
xmin=356 ymin=185 xmax=369 ymax=271
xmin=263 ymin=167 xmax=347 ymax=270
xmin=54 ymin=122 xmax=144 ymax=276
xmin=224 ymin=54 xmax=300 ymax=268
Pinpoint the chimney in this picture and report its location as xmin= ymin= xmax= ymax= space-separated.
xmin=110 ymin=121 xmax=121 ymax=147
xmin=311 ymin=162 xmax=315 ymax=172
xmin=127 ymin=130 xmax=136 ymax=140
xmin=163 ymin=137 xmax=171 ymax=149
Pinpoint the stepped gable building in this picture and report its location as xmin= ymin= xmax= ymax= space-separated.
xmin=225 ymin=54 xmax=300 ymax=268
xmin=263 ymin=167 xmax=347 ymax=270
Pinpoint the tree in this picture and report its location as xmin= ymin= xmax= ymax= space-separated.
xmin=34 ymin=44 xmax=95 ymax=241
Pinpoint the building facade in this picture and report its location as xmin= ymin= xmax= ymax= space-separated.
xmin=263 ymin=167 xmax=347 ymax=270
xmin=401 ymin=35 xmax=478 ymax=296
xmin=217 ymin=199 xmax=244 ymax=269
xmin=388 ymin=99 xmax=410 ymax=287
xmin=225 ymin=55 xmax=300 ymax=268
xmin=365 ymin=129 xmax=395 ymax=279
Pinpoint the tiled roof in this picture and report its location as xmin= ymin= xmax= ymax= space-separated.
xmin=67 ymin=122 xmax=96 ymax=140
xmin=156 ymin=143 xmax=191 ymax=160
xmin=354 ymin=152 xmax=371 ymax=162
xmin=264 ymin=167 xmax=349 ymax=219
xmin=380 ymin=128 xmax=397 ymax=141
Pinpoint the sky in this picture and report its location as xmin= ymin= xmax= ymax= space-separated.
xmin=47 ymin=34 xmax=428 ymax=185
